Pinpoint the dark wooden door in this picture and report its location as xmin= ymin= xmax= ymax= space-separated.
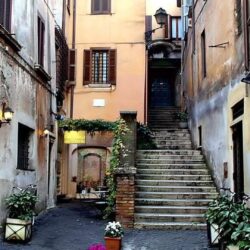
xmin=232 ymin=122 xmax=244 ymax=201
xmin=149 ymin=70 xmax=175 ymax=108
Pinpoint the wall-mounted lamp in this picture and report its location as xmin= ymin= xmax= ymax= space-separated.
xmin=241 ymin=73 xmax=250 ymax=84
xmin=145 ymin=8 xmax=168 ymax=44
xmin=0 ymin=103 xmax=14 ymax=127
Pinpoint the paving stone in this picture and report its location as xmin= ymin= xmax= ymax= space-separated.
xmin=0 ymin=201 xmax=218 ymax=250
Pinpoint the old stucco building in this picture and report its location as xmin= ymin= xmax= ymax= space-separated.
xmin=58 ymin=0 xmax=182 ymax=199
xmin=0 ymin=0 xmax=67 ymax=224
xmin=182 ymin=0 xmax=250 ymax=198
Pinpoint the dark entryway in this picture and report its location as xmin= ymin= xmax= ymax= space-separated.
xmin=232 ymin=121 xmax=244 ymax=200
xmin=149 ymin=68 xmax=175 ymax=108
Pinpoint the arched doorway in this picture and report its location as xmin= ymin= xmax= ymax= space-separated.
xmin=147 ymin=40 xmax=181 ymax=109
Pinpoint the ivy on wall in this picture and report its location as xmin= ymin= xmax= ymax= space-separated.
xmin=59 ymin=119 xmax=117 ymax=133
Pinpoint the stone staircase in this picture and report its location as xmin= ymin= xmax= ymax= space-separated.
xmin=134 ymin=108 xmax=217 ymax=229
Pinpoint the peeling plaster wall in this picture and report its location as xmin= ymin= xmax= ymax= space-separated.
xmin=183 ymin=0 xmax=249 ymax=194
xmin=190 ymin=85 xmax=230 ymax=189
xmin=0 ymin=0 xmax=58 ymax=224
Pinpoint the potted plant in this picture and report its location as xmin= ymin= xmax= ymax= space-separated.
xmin=5 ymin=189 xmax=37 ymax=242
xmin=104 ymin=221 xmax=124 ymax=250
xmin=176 ymin=111 xmax=188 ymax=128
xmin=205 ymin=195 xmax=230 ymax=246
xmin=227 ymin=219 xmax=250 ymax=249
xmin=205 ymin=192 xmax=250 ymax=250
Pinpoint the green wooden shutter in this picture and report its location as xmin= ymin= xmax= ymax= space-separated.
xmin=68 ymin=49 xmax=76 ymax=81
xmin=83 ymin=50 xmax=91 ymax=85
xmin=109 ymin=49 xmax=116 ymax=85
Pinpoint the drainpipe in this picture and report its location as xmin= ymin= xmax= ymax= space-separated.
xmin=62 ymin=0 xmax=66 ymax=35
xmin=70 ymin=0 xmax=76 ymax=118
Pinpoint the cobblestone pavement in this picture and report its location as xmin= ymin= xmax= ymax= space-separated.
xmin=0 ymin=201 xmax=218 ymax=250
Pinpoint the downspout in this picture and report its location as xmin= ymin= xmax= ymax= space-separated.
xmin=70 ymin=0 xmax=76 ymax=118
xmin=62 ymin=0 xmax=66 ymax=35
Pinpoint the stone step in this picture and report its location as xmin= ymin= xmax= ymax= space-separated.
xmin=150 ymin=125 xmax=180 ymax=129
xmin=136 ymin=174 xmax=212 ymax=181
xmin=134 ymin=213 xmax=205 ymax=223
xmin=156 ymin=145 xmax=193 ymax=150
xmin=135 ymin=205 xmax=207 ymax=214
xmin=137 ymin=160 xmax=205 ymax=165
xmin=135 ymin=198 xmax=213 ymax=206
xmin=137 ymin=169 xmax=209 ymax=175
xmin=155 ymin=140 xmax=192 ymax=145
xmin=135 ymin=185 xmax=216 ymax=193
xmin=134 ymin=222 xmax=206 ymax=230
xmin=136 ymin=155 xmax=203 ymax=160
xmin=152 ymin=128 xmax=189 ymax=132
xmin=135 ymin=191 xmax=217 ymax=199
xmin=137 ymin=150 xmax=201 ymax=156
xmin=135 ymin=180 xmax=215 ymax=187
xmin=136 ymin=163 xmax=207 ymax=169
xmin=152 ymin=133 xmax=191 ymax=137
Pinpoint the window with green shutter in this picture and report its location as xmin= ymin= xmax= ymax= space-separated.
xmin=83 ymin=49 xmax=116 ymax=86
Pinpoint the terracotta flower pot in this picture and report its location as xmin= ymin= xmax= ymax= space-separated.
xmin=104 ymin=237 xmax=122 ymax=250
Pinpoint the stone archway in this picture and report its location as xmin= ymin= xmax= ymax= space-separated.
xmin=76 ymin=147 xmax=110 ymax=193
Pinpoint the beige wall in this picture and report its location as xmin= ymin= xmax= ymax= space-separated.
xmin=72 ymin=0 xmax=146 ymax=122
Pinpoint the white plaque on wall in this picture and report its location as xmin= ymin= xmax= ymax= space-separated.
xmin=93 ymin=99 xmax=105 ymax=107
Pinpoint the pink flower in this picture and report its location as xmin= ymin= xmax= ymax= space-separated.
xmin=87 ymin=243 xmax=106 ymax=250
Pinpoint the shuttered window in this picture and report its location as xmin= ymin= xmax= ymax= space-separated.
xmin=201 ymin=30 xmax=206 ymax=78
xmin=38 ymin=16 xmax=45 ymax=66
xmin=69 ymin=49 xmax=76 ymax=81
xmin=83 ymin=49 xmax=116 ymax=85
xmin=91 ymin=0 xmax=111 ymax=14
xmin=17 ymin=124 xmax=33 ymax=170
xmin=0 ymin=0 xmax=12 ymax=32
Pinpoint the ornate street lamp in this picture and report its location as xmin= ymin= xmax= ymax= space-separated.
xmin=145 ymin=8 xmax=168 ymax=44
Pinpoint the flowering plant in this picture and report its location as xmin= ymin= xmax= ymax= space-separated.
xmin=87 ymin=243 xmax=106 ymax=250
xmin=104 ymin=221 xmax=124 ymax=238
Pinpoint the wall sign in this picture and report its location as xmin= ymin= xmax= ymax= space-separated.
xmin=64 ymin=130 xmax=86 ymax=144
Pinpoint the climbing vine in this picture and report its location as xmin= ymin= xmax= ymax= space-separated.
xmin=104 ymin=119 xmax=129 ymax=218
xmin=58 ymin=118 xmax=129 ymax=218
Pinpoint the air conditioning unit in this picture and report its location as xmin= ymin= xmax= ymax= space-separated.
xmin=188 ymin=18 xmax=192 ymax=27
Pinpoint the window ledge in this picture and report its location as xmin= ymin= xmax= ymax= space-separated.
xmin=88 ymin=83 xmax=111 ymax=88
xmin=34 ymin=64 xmax=52 ymax=81
xmin=0 ymin=25 xmax=22 ymax=52
xmin=17 ymin=168 xmax=35 ymax=172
